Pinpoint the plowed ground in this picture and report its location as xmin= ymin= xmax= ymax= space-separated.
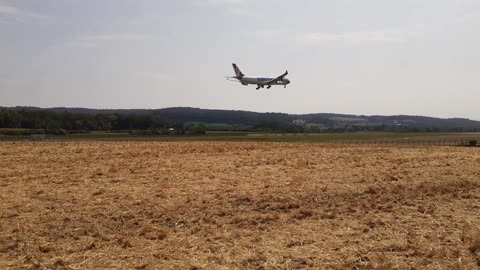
xmin=1 ymin=142 xmax=480 ymax=269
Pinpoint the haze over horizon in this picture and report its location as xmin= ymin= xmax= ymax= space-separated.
xmin=1 ymin=0 xmax=479 ymax=120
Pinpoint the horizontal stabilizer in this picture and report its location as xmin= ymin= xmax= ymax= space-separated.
xmin=225 ymin=76 xmax=240 ymax=82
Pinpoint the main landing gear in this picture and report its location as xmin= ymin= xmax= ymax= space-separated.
xmin=256 ymin=85 xmax=265 ymax=90
xmin=267 ymin=85 xmax=272 ymax=89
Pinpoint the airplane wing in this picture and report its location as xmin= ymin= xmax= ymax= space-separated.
xmin=265 ymin=70 xmax=288 ymax=85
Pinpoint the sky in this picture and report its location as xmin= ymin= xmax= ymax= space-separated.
xmin=0 ymin=0 xmax=479 ymax=119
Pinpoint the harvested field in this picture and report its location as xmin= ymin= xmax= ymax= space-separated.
xmin=1 ymin=142 xmax=480 ymax=269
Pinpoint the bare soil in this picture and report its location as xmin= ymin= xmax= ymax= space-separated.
xmin=1 ymin=142 xmax=479 ymax=269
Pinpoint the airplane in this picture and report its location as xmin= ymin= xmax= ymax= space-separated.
xmin=226 ymin=63 xmax=290 ymax=90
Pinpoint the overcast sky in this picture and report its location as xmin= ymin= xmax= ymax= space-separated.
xmin=1 ymin=0 xmax=479 ymax=119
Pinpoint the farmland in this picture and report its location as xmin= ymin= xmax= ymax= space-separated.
xmin=1 ymin=130 xmax=479 ymax=147
xmin=1 ymin=142 xmax=480 ymax=269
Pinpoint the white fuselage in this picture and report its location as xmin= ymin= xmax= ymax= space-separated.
xmin=240 ymin=76 xmax=290 ymax=86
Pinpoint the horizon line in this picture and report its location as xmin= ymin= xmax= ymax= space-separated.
xmin=1 ymin=105 xmax=478 ymax=121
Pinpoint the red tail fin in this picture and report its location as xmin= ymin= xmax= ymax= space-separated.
xmin=232 ymin=63 xmax=244 ymax=78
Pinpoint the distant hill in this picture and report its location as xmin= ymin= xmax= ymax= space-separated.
xmin=2 ymin=106 xmax=480 ymax=132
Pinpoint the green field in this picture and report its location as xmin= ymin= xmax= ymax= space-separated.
xmin=1 ymin=129 xmax=478 ymax=146
xmin=48 ymin=131 xmax=480 ymax=146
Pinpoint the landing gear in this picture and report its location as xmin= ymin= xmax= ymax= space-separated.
xmin=256 ymin=85 xmax=264 ymax=90
xmin=267 ymin=85 xmax=272 ymax=89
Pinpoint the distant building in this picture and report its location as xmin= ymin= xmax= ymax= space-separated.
xmin=292 ymin=119 xmax=306 ymax=126
xmin=30 ymin=134 xmax=46 ymax=141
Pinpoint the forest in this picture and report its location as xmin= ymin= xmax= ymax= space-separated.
xmin=1 ymin=107 xmax=479 ymax=134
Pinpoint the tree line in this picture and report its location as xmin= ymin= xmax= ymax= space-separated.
xmin=0 ymin=110 xmax=206 ymax=135
xmin=1 ymin=109 xmax=479 ymax=135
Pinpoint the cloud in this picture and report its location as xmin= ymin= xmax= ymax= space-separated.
xmin=194 ymin=0 xmax=249 ymax=6
xmin=133 ymin=71 xmax=177 ymax=83
xmin=65 ymin=34 xmax=150 ymax=48
xmin=0 ymin=4 xmax=47 ymax=24
xmin=295 ymin=31 xmax=407 ymax=44
xmin=253 ymin=29 xmax=285 ymax=40
xmin=252 ymin=28 xmax=415 ymax=44
xmin=208 ymin=0 xmax=247 ymax=4
xmin=193 ymin=0 xmax=258 ymax=17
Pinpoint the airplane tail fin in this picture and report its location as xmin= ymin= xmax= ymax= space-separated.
xmin=232 ymin=63 xmax=244 ymax=79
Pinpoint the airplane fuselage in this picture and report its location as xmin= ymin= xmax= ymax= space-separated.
xmin=240 ymin=76 xmax=290 ymax=86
